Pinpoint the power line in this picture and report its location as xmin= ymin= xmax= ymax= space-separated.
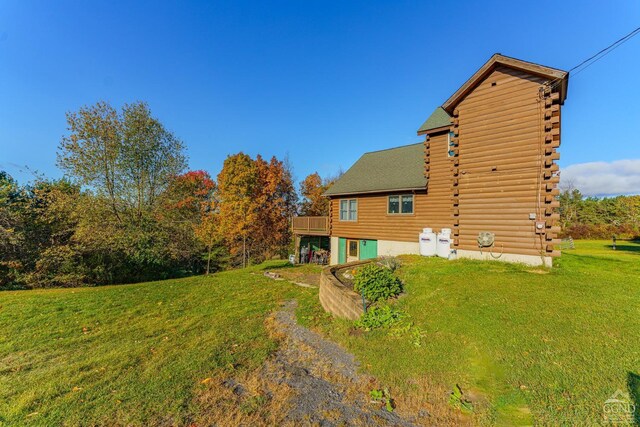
xmin=549 ymin=25 xmax=640 ymax=90
xmin=569 ymin=25 xmax=640 ymax=74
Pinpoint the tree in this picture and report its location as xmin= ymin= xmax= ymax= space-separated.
xmin=194 ymin=213 xmax=226 ymax=275
xmin=52 ymin=101 xmax=206 ymax=286
xmin=57 ymin=102 xmax=121 ymax=220
xmin=0 ymin=172 xmax=21 ymax=251
xmin=215 ymin=153 xmax=298 ymax=267
xmin=24 ymin=180 xmax=84 ymax=288
xmin=0 ymin=172 xmax=24 ymax=288
xmin=254 ymin=155 xmax=298 ymax=260
xmin=3 ymin=177 xmax=83 ymax=288
xmin=558 ymin=184 xmax=640 ymax=239
xmin=215 ymin=153 xmax=259 ymax=267
xmin=299 ymin=172 xmax=336 ymax=216
xmin=160 ymin=170 xmax=224 ymax=275
xmin=57 ymin=101 xmax=187 ymax=222
xmin=558 ymin=184 xmax=583 ymax=231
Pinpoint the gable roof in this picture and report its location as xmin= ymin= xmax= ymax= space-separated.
xmin=442 ymin=53 xmax=569 ymax=113
xmin=417 ymin=107 xmax=451 ymax=135
xmin=324 ymin=143 xmax=426 ymax=196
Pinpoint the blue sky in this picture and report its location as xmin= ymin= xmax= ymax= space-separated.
xmin=1 ymin=1 xmax=639 ymax=195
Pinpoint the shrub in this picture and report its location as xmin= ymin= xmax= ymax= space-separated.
xmin=354 ymin=305 xmax=404 ymax=330
xmin=377 ymin=256 xmax=402 ymax=272
xmin=353 ymin=263 xmax=403 ymax=302
xmin=560 ymin=223 xmax=640 ymax=240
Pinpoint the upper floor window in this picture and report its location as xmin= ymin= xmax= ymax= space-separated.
xmin=339 ymin=199 xmax=357 ymax=221
xmin=388 ymin=194 xmax=414 ymax=214
xmin=447 ymin=131 xmax=456 ymax=158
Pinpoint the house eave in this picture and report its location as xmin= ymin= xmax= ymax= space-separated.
xmin=324 ymin=186 xmax=427 ymax=198
xmin=417 ymin=125 xmax=450 ymax=136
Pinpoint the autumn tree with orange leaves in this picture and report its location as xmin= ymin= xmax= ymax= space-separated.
xmin=215 ymin=153 xmax=297 ymax=267
xmin=299 ymin=172 xmax=341 ymax=216
xmin=215 ymin=153 xmax=258 ymax=267
xmin=254 ymin=155 xmax=298 ymax=259
xmin=160 ymin=170 xmax=226 ymax=274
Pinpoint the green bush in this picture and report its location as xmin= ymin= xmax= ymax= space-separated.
xmin=377 ymin=256 xmax=402 ymax=272
xmin=353 ymin=263 xmax=403 ymax=302
xmin=354 ymin=305 xmax=404 ymax=330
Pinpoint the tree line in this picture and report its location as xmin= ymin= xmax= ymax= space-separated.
xmin=558 ymin=187 xmax=640 ymax=239
xmin=4 ymin=101 xmax=634 ymax=290
xmin=0 ymin=101 xmax=335 ymax=290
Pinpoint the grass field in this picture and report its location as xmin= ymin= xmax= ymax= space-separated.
xmin=1 ymin=240 xmax=638 ymax=425
xmin=0 ymin=265 xmax=316 ymax=426
xmin=299 ymin=240 xmax=640 ymax=425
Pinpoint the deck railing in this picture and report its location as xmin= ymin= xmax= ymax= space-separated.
xmin=292 ymin=216 xmax=330 ymax=236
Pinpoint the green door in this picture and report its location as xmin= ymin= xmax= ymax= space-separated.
xmin=338 ymin=238 xmax=347 ymax=264
xmin=359 ymin=239 xmax=378 ymax=260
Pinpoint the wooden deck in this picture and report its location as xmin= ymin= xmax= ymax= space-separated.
xmin=292 ymin=216 xmax=330 ymax=236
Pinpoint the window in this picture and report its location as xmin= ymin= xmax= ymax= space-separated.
xmin=401 ymin=195 xmax=413 ymax=214
xmin=348 ymin=240 xmax=358 ymax=258
xmin=388 ymin=195 xmax=400 ymax=213
xmin=447 ymin=131 xmax=456 ymax=158
xmin=388 ymin=194 xmax=413 ymax=214
xmin=339 ymin=199 xmax=357 ymax=221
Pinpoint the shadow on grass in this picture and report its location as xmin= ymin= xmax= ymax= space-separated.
xmin=260 ymin=261 xmax=325 ymax=271
xmin=609 ymin=244 xmax=640 ymax=255
xmin=628 ymin=372 xmax=640 ymax=425
xmin=562 ymin=253 xmax=628 ymax=265
xmin=258 ymin=261 xmax=292 ymax=271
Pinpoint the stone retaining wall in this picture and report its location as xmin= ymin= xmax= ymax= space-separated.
xmin=319 ymin=260 xmax=372 ymax=320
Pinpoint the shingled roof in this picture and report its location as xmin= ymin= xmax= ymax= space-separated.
xmin=416 ymin=107 xmax=451 ymax=135
xmin=324 ymin=143 xmax=426 ymax=196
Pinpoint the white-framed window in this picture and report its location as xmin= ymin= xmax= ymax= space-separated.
xmin=339 ymin=199 xmax=357 ymax=221
xmin=388 ymin=194 xmax=414 ymax=214
xmin=447 ymin=131 xmax=456 ymax=158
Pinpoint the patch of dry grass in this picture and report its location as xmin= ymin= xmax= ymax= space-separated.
xmin=193 ymin=370 xmax=295 ymax=427
xmin=391 ymin=376 xmax=474 ymax=426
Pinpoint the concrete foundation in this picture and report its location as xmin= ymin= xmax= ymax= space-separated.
xmin=456 ymin=249 xmax=552 ymax=267
xmin=377 ymin=239 xmax=420 ymax=257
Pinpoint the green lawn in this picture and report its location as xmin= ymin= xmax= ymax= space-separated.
xmin=0 ymin=264 xmax=317 ymax=426
xmin=1 ymin=241 xmax=638 ymax=426
xmin=300 ymin=240 xmax=640 ymax=425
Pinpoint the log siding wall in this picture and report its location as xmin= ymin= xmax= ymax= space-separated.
xmin=451 ymin=65 xmax=561 ymax=258
xmin=330 ymin=132 xmax=453 ymax=242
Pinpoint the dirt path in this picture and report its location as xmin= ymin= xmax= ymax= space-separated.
xmin=263 ymin=300 xmax=418 ymax=426
xmin=194 ymin=299 xmax=457 ymax=426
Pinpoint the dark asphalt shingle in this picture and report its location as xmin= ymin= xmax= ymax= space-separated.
xmin=324 ymin=143 xmax=426 ymax=196
xmin=417 ymin=107 xmax=451 ymax=134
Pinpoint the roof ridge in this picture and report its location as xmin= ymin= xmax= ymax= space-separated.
xmin=493 ymin=53 xmax=568 ymax=74
xmin=442 ymin=53 xmax=568 ymax=112
xmin=363 ymin=142 xmax=423 ymax=155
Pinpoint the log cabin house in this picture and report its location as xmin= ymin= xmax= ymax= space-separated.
xmin=293 ymin=54 xmax=568 ymax=266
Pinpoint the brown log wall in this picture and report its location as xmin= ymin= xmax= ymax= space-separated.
xmin=329 ymin=132 xmax=453 ymax=242
xmin=450 ymin=65 xmax=561 ymax=258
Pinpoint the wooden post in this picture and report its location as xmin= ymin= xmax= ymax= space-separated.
xmin=294 ymin=235 xmax=301 ymax=264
